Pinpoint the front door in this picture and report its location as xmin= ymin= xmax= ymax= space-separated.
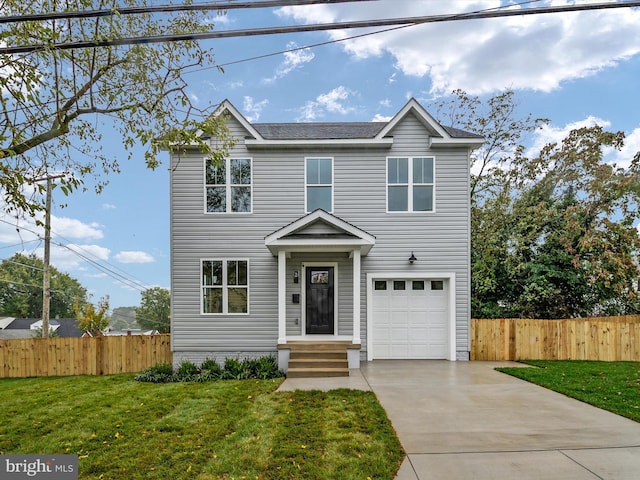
xmin=305 ymin=266 xmax=335 ymax=334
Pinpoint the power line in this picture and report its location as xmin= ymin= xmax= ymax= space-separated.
xmin=2 ymin=1 xmax=639 ymax=54
xmin=0 ymin=217 xmax=148 ymax=293
xmin=0 ymin=0 xmax=374 ymax=24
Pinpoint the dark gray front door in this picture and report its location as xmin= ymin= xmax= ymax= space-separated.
xmin=306 ymin=266 xmax=334 ymax=334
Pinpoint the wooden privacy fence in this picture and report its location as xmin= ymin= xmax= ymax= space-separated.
xmin=0 ymin=334 xmax=172 ymax=378
xmin=471 ymin=316 xmax=640 ymax=361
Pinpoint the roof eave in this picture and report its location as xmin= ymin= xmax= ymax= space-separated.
xmin=245 ymin=138 xmax=394 ymax=149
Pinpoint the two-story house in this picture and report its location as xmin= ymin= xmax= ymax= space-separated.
xmin=169 ymin=98 xmax=483 ymax=377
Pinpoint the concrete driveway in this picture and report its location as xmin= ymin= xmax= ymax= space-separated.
xmin=360 ymin=360 xmax=640 ymax=480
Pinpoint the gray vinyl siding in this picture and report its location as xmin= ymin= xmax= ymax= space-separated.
xmin=171 ymin=112 xmax=471 ymax=358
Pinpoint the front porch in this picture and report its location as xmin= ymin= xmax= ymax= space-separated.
xmin=278 ymin=340 xmax=361 ymax=378
xmin=265 ymin=210 xmax=375 ymax=376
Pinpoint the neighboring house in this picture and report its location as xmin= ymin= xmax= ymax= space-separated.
xmin=0 ymin=317 xmax=84 ymax=339
xmin=169 ymin=98 xmax=483 ymax=375
xmin=104 ymin=328 xmax=158 ymax=336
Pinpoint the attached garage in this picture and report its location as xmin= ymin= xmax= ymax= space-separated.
xmin=367 ymin=274 xmax=456 ymax=361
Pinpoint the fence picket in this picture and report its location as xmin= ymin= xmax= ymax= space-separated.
xmin=471 ymin=316 xmax=640 ymax=361
xmin=0 ymin=334 xmax=172 ymax=378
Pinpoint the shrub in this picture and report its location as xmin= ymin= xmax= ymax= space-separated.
xmin=134 ymin=356 xmax=284 ymax=383
xmin=200 ymin=358 xmax=223 ymax=380
xmin=254 ymin=355 xmax=284 ymax=379
xmin=174 ymin=359 xmax=201 ymax=382
xmin=221 ymin=357 xmax=251 ymax=380
xmin=135 ymin=363 xmax=174 ymax=383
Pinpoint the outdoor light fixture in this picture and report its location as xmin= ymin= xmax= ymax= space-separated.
xmin=409 ymin=252 xmax=417 ymax=264
xmin=293 ymin=271 xmax=299 ymax=283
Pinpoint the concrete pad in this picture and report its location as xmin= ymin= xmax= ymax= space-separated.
xmin=562 ymin=447 xmax=640 ymax=480
xmin=408 ymin=451 xmax=601 ymax=480
xmin=394 ymin=458 xmax=419 ymax=480
xmin=361 ymin=360 xmax=640 ymax=454
xmin=276 ymin=369 xmax=371 ymax=392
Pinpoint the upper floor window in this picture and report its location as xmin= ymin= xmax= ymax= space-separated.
xmin=202 ymin=260 xmax=249 ymax=314
xmin=306 ymin=157 xmax=333 ymax=212
xmin=387 ymin=157 xmax=434 ymax=212
xmin=205 ymin=158 xmax=252 ymax=213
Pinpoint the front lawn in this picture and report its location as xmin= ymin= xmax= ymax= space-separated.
xmin=497 ymin=360 xmax=640 ymax=422
xmin=0 ymin=375 xmax=404 ymax=479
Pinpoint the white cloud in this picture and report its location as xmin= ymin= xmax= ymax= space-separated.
xmin=527 ymin=115 xmax=611 ymax=157
xmin=30 ymin=243 xmax=111 ymax=271
xmin=51 ymin=215 xmax=103 ymax=240
xmin=298 ymin=86 xmax=355 ymax=121
xmin=102 ymin=203 xmax=116 ymax=210
xmin=114 ymin=251 xmax=155 ymax=264
xmin=243 ymin=96 xmax=269 ymax=122
xmin=277 ymin=1 xmax=640 ymax=95
xmin=372 ymin=113 xmax=392 ymax=122
xmin=610 ymin=126 xmax=640 ymax=169
xmin=264 ymin=42 xmax=315 ymax=83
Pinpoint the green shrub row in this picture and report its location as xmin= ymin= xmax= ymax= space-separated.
xmin=135 ymin=355 xmax=285 ymax=383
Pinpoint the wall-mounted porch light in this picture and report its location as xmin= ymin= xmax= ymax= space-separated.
xmin=293 ymin=271 xmax=299 ymax=283
xmin=408 ymin=252 xmax=417 ymax=264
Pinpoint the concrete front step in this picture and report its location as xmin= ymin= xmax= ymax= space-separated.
xmin=288 ymin=358 xmax=348 ymax=369
xmin=289 ymin=350 xmax=347 ymax=360
xmin=280 ymin=341 xmax=360 ymax=378
xmin=287 ymin=367 xmax=350 ymax=378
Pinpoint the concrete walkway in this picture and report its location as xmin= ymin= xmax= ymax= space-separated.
xmin=278 ymin=360 xmax=640 ymax=479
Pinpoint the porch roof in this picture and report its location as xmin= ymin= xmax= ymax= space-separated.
xmin=265 ymin=209 xmax=375 ymax=255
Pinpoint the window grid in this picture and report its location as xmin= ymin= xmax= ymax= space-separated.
xmin=205 ymin=158 xmax=252 ymax=213
xmin=387 ymin=156 xmax=435 ymax=212
xmin=202 ymin=260 xmax=249 ymax=315
xmin=305 ymin=157 xmax=333 ymax=213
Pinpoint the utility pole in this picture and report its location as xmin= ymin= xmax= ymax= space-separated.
xmin=33 ymin=173 xmax=66 ymax=338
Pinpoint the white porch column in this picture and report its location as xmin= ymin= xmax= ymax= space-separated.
xmin=278 ymin=249 xmax=287 ymax=344
xmin=352 ymin=248 xmax=361 ymax=345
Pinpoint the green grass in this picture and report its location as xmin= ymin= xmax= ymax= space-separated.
xmin=0 ymin=375 xmax=403 ymax=479
xmin=497 ymin=361 xmax=640 ymax=422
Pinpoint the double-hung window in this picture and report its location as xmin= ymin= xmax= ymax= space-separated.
xmin=306 ymin=157 xmax=333 ymax=212
xmin=387 ymin=157 xmax=435 ymax=212
xmin=202 ymin=260 xmax=249 ymax=314
xmin=205 ymin=158 xmax=252 ymax=213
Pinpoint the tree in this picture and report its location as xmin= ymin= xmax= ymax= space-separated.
xmin=109 ymin=306 xmax=138 ymax=330
xmin=135 ymin=287 xmax=170 ymax=333
xmin=1 ymin=0 xmax=235 ymax=215
xmin=74 ymin=295 xmax=110 ymax=336
xmin=434 ymin=90 xmax=640 ymax=318
xmin=0 ymin=253 xmax=88 ymax=317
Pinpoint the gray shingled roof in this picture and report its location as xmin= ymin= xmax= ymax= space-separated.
xmin=252 ymin=122 xmax=481 ymax=140
xmin=253 ymin=122 xmax=387 ymax=140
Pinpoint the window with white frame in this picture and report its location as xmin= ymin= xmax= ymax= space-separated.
xmin=205 ymin=158 xmax=252 ymax=213
xmin=387 ymin=157 xmax=435 ymax=212
xmin=202 ymin=260 xmax=248 ymax=314
xmin=306 ymin=157 xmax=333 ymax=212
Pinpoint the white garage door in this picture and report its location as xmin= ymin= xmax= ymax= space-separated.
xmin=372 ymin=279 xmax=449 ymax=359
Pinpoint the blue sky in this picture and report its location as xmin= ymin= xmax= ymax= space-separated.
xmin=1 ymin=0 xmax=639 ymax=310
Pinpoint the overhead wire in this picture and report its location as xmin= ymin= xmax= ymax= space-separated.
xmin=2 ymin=1 xmax=640 ymax=54
xmin=0 ymin=0 xmax=375 ymax=24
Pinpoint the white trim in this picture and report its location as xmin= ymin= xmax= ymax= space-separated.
xmin=302 ymin=262 xmax=339 ymax=337
xmin=305 ymin=157 xmax=333 ymax=213
xmin=204 ymin=157 xmax=253 ymax=214
xmin=200 ymin=258 xmax=250 ymax=315
xmin=265 ymin=209 xmax=375 ymax=255
xmin=386 ymin=156 xmax=436 ymax=213
xmin=245 ymin=138 xmax=394 ymax=148
xmin=376 ymin=98 xmax=450 ymax=140
xmin=352 ymin=249 xmax=361 ymax=345
xmin=366 ymin=272 xmax=456 ymax=361
xmin=213 ymin=100 xmax=263 ymax=140
xmin=278 ymin=250 xmax=287 ymax=344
